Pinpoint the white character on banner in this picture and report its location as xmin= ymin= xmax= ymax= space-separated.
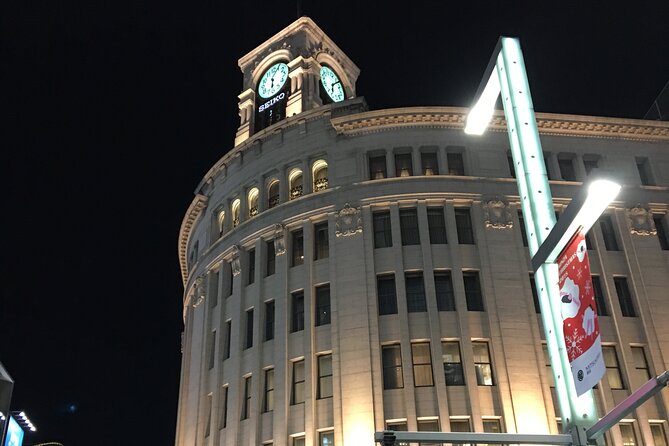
xmin=582 ymin=305 xmax=596 ymax=336
xmin=560 ymin=277 xmax=580 ymax=319
xmin=576 ymin=237 xmax=587 ymax=262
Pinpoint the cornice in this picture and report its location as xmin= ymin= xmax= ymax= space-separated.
xmin=331 ymin=107 xmax=669 ymax=142
xmin=178 ymin=194 xmax=208 ymax=286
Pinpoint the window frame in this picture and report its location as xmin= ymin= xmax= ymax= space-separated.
xmin=314 ymin=221 xmax=329 ymax=260
xmin=373 ymin=210 xmax=392 ymax=248
xmin=381 ymin=344 xmax=404 ymax=389
xmin=317 ymin=354 xmax=333 ymax=399
xmin=315 ymin=284 xmax=331 ymax=326
xmin=291 ymin=360 xmax=305 ymax=405
xmin=463 ymin=271 xmax=484 ymax=312
xmin=455 ymin=208 xmax=475 ymax=244
xmin=399 ymin=208 xmax=420 ymax=246
xmin=291 ymin=229 xmax=304 ymax=267
xmin=434 ymin=271 xmax=455 ymax=311
xmin=405 ymin=271 xmax=427 ymax=313
xmin=377 ymin=274 xmax=398 ymax=315
xmin=263 ymin=368 xmax=275 ymax=412
xmin=473 ymin=341 xmax=494 ymax=386
xmin=291 ymin=291 xmax=305 ymax=333
xmin=411 ymin=342 xmax=434 ymax=387
xmin=442 ymin=341 xmax=465 ymax=386
xmin=427 ymin=207 xmax=447 ymax=244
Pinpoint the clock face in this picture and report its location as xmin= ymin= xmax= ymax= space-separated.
xmin=258 ymin=63 xmax=289 ymax=99
xmin=320 ymin=66 xmax=345 ymax=102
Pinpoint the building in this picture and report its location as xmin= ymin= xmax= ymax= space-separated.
xmin=175 ymin=16 xmax=669 ymax=446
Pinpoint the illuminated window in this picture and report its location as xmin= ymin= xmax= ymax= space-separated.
xmin=442 ymin=341 xmax=464 ymax=385
xmin=427 ymin=207 xmax=447 ymax=244
xmin=241 ymin=376 xmax=251 ymax=420
xmin=411 ymin=342 xmax=434 ymax=387
xmin=205 ymin=394 xmax=212 ymax=437
xmin=369 ymin=154 xmax=387 ymax=179
xmin=247 ymin=187 xmax=259 ymax=217
xmin=217 ymin=210 xmax=225 ymax=237
xmin=231 ymin=199 xmax=241 ymax=227
xmin=651 ymin=423 xmax=668 ymax=446
xmin=382 ymin=344 xmax=403 ymax=389
xmin=292 ymin=437 xmax=305 ymax=446
xmin=447 ymin=151 xmax=465 ymax=175
xmin=291 ymin=291 xmax=304 ymax=333
xmin=386 ymin=421 xmax=408 ymax=446
xmin=405 ymin=272 xmax=426 ymax=312
xmin=373 ymin=211 xmax=392 ymax=248
xmin=631 ymin=346 xmax=651 ymax=383
xmin=395 ymin=153 xmax=413 ymax=177
xmin=603 ymin=345 xmax=624 ymax=389
xmin=319 ymin=431 xmax=334 ymax=446
xmin=267 ymin=179 xmax=280 ymax=208
xmin=314 ymin=221 xmax=329 ymax=260
xmin=419 ymin=419 xmax=441 ymax=446
xmin=315 ymin=284 xmax=331 ymax=326
xmin=421 ymin=152 xmax=439 ymax=175
xmin=291 ymin=360 xmax=305 ymax=404
xmin=473 ymin=341 xmax=494 ymax=386
xmin=291 ymin=229 xmax=304 ymax=267
xmin=434 ymin=271 xmax=455 ymax=311
xmin=619 ymin=422 xmax=638 ymax=446
xmin=312 ymin=160 xmax=328 ymax=191
xmin=289 ymin=168 xmax=303 ymax=199
xmin=317 ymin=354 xmax=333 ymax=399
xmin=400 ymin=208 xmax=420 ymax=245
xmin=377 ymin=274 xmax=398 ymax=315
xmin=263 ymin=368 xmax=274 ymax=412
xmin=455 ymin=208 xmax=474 ymax=244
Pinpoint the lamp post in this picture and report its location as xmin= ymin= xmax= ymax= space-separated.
xmin=465 ymin=36 xmax=620 ymax=445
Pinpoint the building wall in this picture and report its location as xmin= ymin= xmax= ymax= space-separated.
xmin=176 ymin=104 xmax=669 ymax=446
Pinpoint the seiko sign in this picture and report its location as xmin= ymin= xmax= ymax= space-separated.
xmin=258 ymin=92 xmax=285 ymax=112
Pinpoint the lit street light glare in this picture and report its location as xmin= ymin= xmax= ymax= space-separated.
xmin=464 ymin=69 xmax=500 ymax=135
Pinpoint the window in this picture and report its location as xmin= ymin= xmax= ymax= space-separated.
xmin=369 ymin=154 xmax=387 ymax=180
xmin=584 ymin=230 xmax=595 ymax=250
xmin=529 ymin=274 xmax=540 ymax=313
xmin=232 ymin=199 xmax=241 ymax=227
xmin=293 ymin=437 xmax=305 ymax=446
xmin=219 ymin=386 xmax=228 ymax=429
xmin=442 ymin=341 xmax=464 ymax=385
xmin=319 ymin=431 xmax=334 ymax=446
xmin=248 ymin=187 xmax=259 ymax=217
xmin=518 ymin=211 xmax=528 ymax=247
xmin=313 ymin=160 xmax=328 ymax=191
xmin=450 ymin=418 xmax=471 ymax=433
xmin=266 ymin=240 xmax=275 ymax=276
xmin=419 ymin=419 xmax=441 ymax=446
xmin=386 ymin=421 xmax=408 ymax=446
xmin=245 ymin=309 xmax=254 ymax=349
xmin=427 ymin=207 xmax=447 ymax=244
xmin=224 ymin=320 xmax=231 ymax=360
xmin=292 ymin=229 xmax=304 ymax=266
xmin=434 ymin=271 xmax=455 ymax=311
xmin=247 ymin=249 xmax=255 ymax=285
xmin=558 ymin=154 xmax=577 ymax=181
xmin=314 ymin=221 xmax=329 ymax=260
xmin=377 ymin=274 xmax=398 ymax=315
xmin=264 ymin=301 xmax=275 ymax=341
xmin=289 ymin=169 xmax=303 ymax=199
xmin=483 ymin=418 xmax=503 ymax=434
xmin=189 ymin=240 xmax=199 ymax=267
xmin=447 ymin=152 xmax=465 ymax=175
xmin=226 ymin=261 xmax=234 ymax=297
xmin=507 ymin=153 xmax=516 ymax=178
xmin=463 ymin=271 xmax=484 ymax=311
xmin=263 ymin=368 xmax=274 ymax=412
xmin=543 ymin=152 xmax=553 ymax=180
xmin=405 ymin=272 xmax=427 ymax=312
xmin=268 ymin=180 xmax=280 ymax=208
xmin=591 ymin=276 xmax=608 ymax=316
xmin=631 ymin=346 xmax=651 ymax=383
xmin=400 ymin=208 xmax=420 ymax=245
xmin=473 ymin=341 xmax=494 ymax=385
xmin=411 ymin=342 xmax=434 ymax=386
xmin=619 ymin=422 xmax=639 ymax=446
xmin=599 ymin=215 xmax=620 ymax=251
xmin=382 ymin=344 xmax=403 ymax=389
xmin=318 ymin=354 xmax=333 ymax=398
xmin=654 ymin=214 xmax=669 ymax=250
xmin=603 ymin=345 xmax=624 ymax=389
xmin=421 ymin=152 xmax=439 ymax=175
xmin=583 ymin=155 xmax=599 ymax=176
xmin=455 ymin=208 xmax=475 ymax=244
xmin=315 ymin=284 xmax=331 ymax=326
xmin=636 ymin=157 xmax=654 ymax=185
xmin=291 ymin=360 xmax=305 ymax=404
xmin=291 ymin=291 xmax=304 ymax=332
xmin=614 ymin=277 xmax=636 ymax=317
xmin=395 ymin=153 xmax=413 ymax=177
xmin=241 ymin=376 xmax=252 ymax=420
xmin=217 ymin=210 xmax=225 ymax=237
xmin=208 ymin=330 xmax=216 ymax=369
xmin=651 ymin=424 xmax=668 ymax=446
xmin=373 ymin=211 xmax=392 ymax=248
xmin=209 ymin=270 xmax=219 ymax=308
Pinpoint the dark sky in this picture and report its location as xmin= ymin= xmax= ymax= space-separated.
xmin=1 ymin=1 xmax=667 ymax=445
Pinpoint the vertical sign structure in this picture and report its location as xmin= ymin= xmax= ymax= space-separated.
xmin=557 ymin=231 xmax=605 ymax=396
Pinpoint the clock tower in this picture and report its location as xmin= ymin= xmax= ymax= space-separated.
xmin=235 ymin=16 xmax=360 ymax=146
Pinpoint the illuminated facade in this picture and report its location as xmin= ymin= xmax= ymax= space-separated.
xmin=175 ymin=17 xmax=669 ymax=446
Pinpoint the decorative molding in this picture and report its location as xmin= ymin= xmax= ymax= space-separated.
xmin=335 ymin=203 xmax=362 ymax=237
xmin=192 ymin=276 xmax=205 ymax=308
xmin=628 ymin=205 xmax=657 ymax=236
xmin=274 ymin=224 xmax=286 ymax=255
xmin=231 ymin=245 xmax=242 ymax=276
xmin=483 ymin=197 xmax=513 ymax=229
xmin=178 ymin=194 xmax=208 ymax=286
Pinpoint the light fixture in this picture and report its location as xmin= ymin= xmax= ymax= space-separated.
xmin=464 ymin=70 xmax=501 ymax=135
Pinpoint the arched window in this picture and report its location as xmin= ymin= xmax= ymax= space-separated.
xmin=312 ymin=160 xmax=328 ymax=191
xmin=217 ymin=210 xmax=225 ymax=236
xmin=232 ymin=199 xmax=241 ymax=227
xmin=268 ymin=180 xmax=280 ymax=208
xmin=289 ymin=169 xmax=303 ymax=200
xmin=248 ymin=188 xmax=259 ymax=217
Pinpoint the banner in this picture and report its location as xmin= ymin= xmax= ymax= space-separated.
xmin=557 ymin=230 xmax=605 ymax=396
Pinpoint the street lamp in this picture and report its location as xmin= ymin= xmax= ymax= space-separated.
xmin=464 ymin=36 xmax=620 ymax=445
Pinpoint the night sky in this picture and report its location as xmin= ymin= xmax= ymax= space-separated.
xmin=2 ymin=1 xmax=667 ymax=445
